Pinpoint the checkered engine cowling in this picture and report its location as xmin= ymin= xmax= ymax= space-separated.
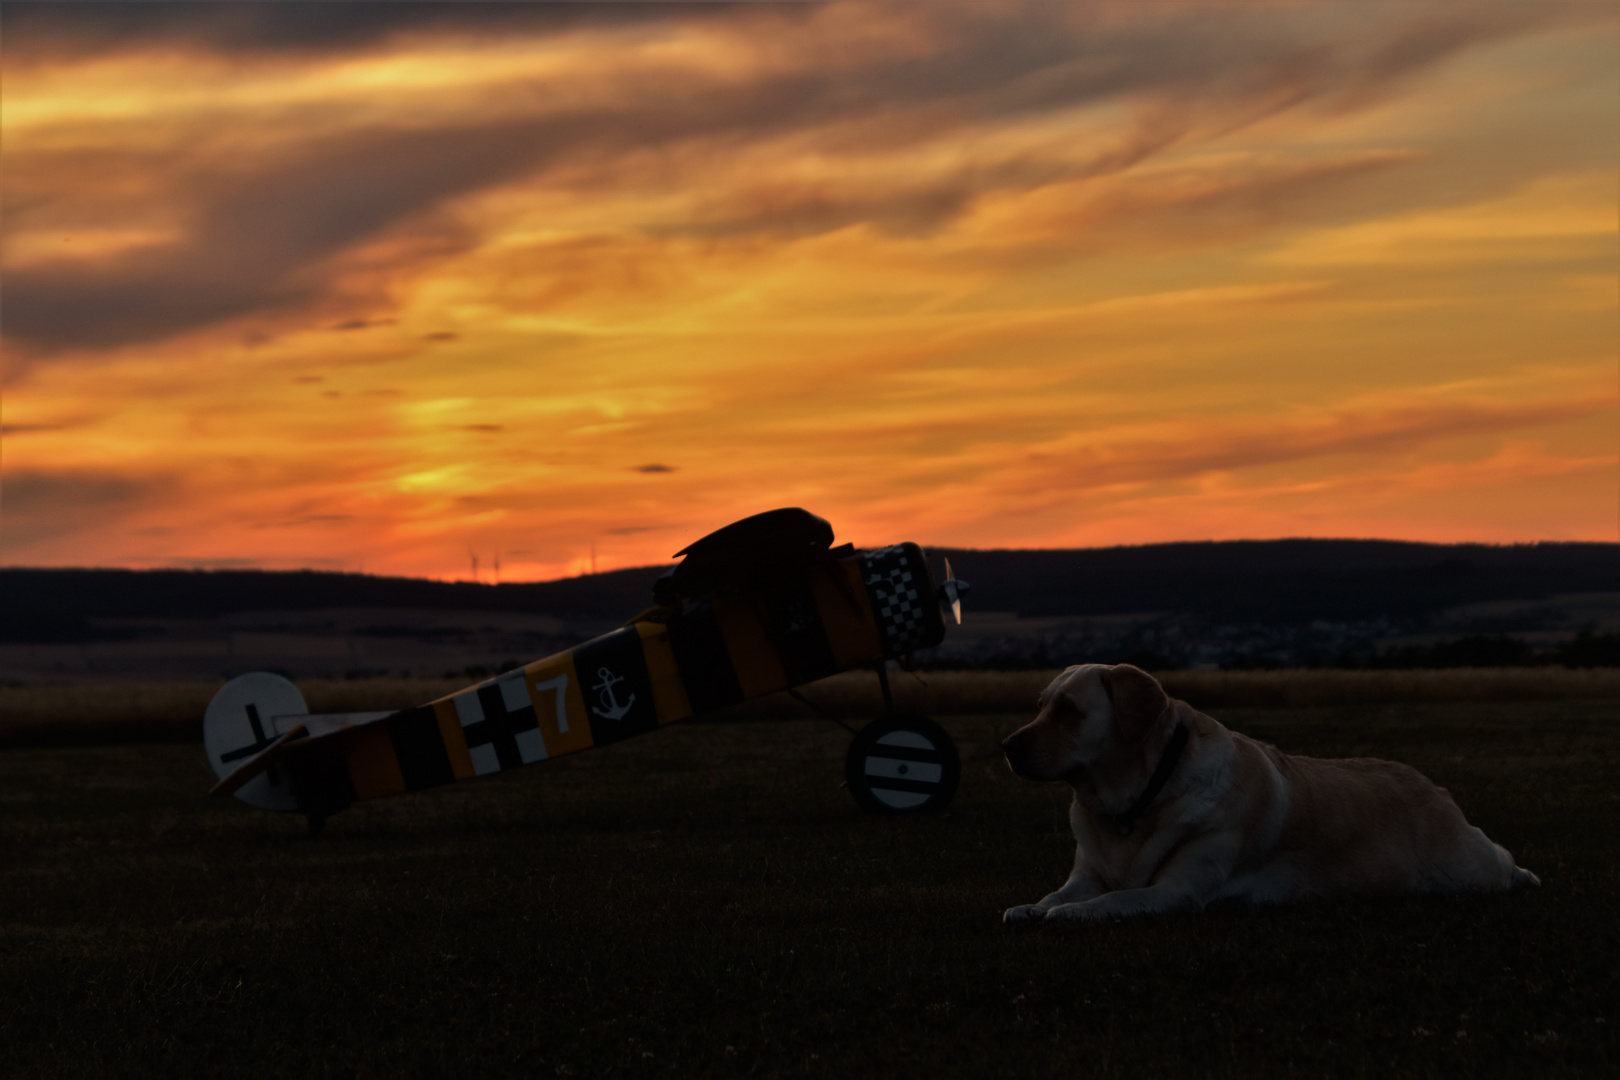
xmin=859 ymin=543 xmax=947 ymax=657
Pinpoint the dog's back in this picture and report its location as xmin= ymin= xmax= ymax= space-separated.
xmin=1222 ymin=734 xmax=1535 ymax=902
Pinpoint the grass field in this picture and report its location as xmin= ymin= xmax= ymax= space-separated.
xmin=3 ymin=693 xmax=1616 ymax=1078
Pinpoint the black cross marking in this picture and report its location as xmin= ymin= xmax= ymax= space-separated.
xmin=221 ymin=703 xmax=276 ymax=764
xmin=460 ymin=684 xmax=538 ymax=771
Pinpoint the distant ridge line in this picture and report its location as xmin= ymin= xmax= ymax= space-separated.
xmin=2 ymin=539 xmax=1615 ymax=642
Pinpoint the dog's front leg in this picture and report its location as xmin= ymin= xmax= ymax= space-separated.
xmin=1042 ymin=882 xmax=1202 ymax=921
xmin=1043 ymin=838 xmax=1234 ymax=921
xmin=1003 ymin=857 xmax=1106 ymax=923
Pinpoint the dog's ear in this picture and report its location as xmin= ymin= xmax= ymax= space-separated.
xmin=1099 ymin=663 xmax=1169 ymax=745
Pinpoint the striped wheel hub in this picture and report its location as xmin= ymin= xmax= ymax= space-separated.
xmin=845 ymin=714 xmax=960 ymax=814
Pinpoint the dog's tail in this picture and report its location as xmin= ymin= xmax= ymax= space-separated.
xmin=1510 ymin=864 xmax=1541 ymax=889
xmin=1489 ymin=839 xmax=1541 ymax=889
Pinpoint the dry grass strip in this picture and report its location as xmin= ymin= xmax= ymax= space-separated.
xmin=0 ymin=677 xmax=467 ymax=746
xmin=725 ymin=666 xmax=1620 ymax=720
xmin=3 ymin=667 xmax=1617 ymax=745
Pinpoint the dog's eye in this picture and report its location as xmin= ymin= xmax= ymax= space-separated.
xmin=1050 ymin=696 xmax=1086 ymax=728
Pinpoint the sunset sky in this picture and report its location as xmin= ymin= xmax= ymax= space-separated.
xmin=2 ymin=1 xmax=1616 ymax=581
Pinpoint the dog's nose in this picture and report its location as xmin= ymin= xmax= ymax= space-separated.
xmin=1002 ymin=729 xmax=1031 ymax=772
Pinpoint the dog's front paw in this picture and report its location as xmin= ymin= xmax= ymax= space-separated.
xmin=1042 ymin=902 xmax=1092 ymax=921
xmin=1002 ymin=904 xmax=1046 ymax=923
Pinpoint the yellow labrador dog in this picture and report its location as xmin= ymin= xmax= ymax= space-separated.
xmin=1002 ymin=664 xmax=1538 ymax=922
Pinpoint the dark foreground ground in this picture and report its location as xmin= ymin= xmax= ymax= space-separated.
xmin=2 ymin=701 xmax=1616 ymax=1078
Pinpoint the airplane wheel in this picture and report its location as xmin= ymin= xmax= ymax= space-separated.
xmin=845 ymin=714 xmax=959 ymax=814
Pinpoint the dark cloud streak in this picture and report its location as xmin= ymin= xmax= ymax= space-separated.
xmin=3 ymin=1 xmax=1593 ymax=356
xmin=1012 ymin=396 xmax=1607 ymax=496
xmin=5 ymin=117 xmax=597 ymax=348
xmin=0 ymin=1 xmax=727 ymax=63
xmin=0 ymin=468 xmax=168 ymax=551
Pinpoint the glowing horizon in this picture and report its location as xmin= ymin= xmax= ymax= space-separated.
xmin=2 ymin=2 xmax=1616 ymax=582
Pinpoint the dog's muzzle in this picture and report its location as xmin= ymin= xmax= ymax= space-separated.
xmin=1002 ymin=727 xmax=1060 ymax=781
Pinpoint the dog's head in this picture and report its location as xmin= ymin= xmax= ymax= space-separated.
xmin=1001 ymin=663 xmax=1170 ymax=782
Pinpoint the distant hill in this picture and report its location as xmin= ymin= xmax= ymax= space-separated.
xmin=926 ymin=541 xmax=1619 ymax=669
xmin=929 ymin=540 xmax=1620 ymax=622
xmin=3 ymin=540 xmax=1615 ymax=644
xmin=0 ymin=565 xmax=666 ymax=643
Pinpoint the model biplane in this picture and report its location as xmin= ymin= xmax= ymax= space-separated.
xmin=204 ymin=508 xmax=970 ymax=831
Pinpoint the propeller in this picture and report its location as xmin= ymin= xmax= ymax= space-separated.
xmin=939 ymin=557 xmax=971 ymax=625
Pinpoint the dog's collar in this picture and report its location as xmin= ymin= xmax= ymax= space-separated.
xmin=1105 ymin=722 xmax=1190 ymax=837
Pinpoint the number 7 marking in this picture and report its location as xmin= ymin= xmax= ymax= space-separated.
xmin=532 ymin=673 xmax=570 ymax=733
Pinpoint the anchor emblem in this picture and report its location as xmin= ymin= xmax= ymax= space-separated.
xmin=589 ymin=666 xmax=636 ymax=721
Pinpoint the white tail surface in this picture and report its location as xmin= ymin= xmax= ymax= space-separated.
xmin=203 ymin=673 xmax=309 ymax=811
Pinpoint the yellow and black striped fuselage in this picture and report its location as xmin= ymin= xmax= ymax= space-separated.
xmin=285 ymin=544 xmax=942 ymax=814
